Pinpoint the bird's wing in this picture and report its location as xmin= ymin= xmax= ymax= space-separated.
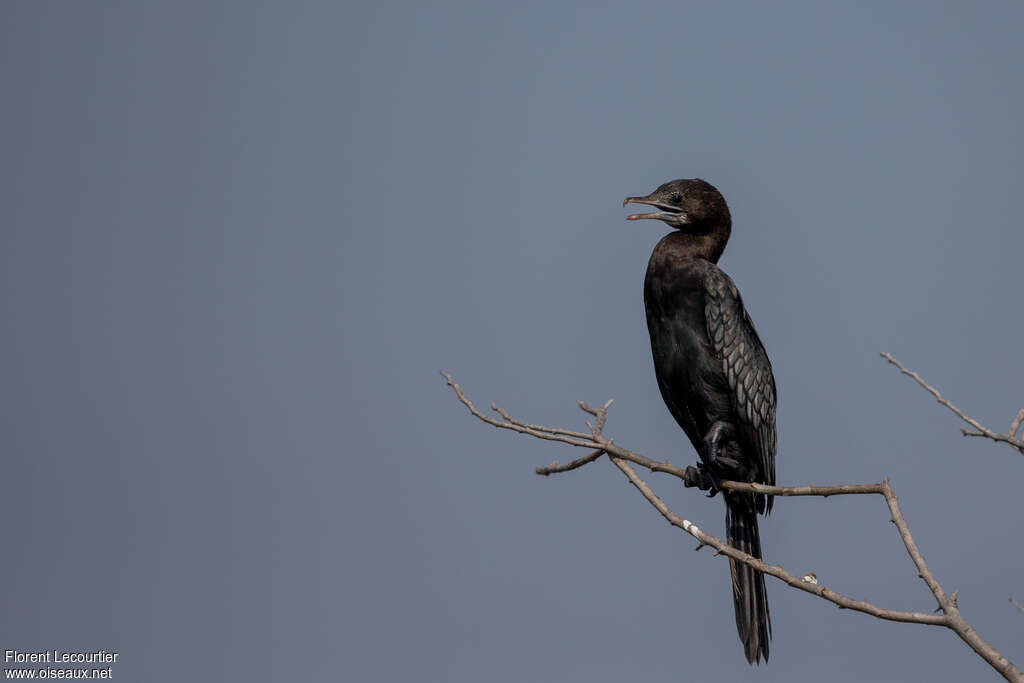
xmin=704 ymin=268 xmax=777 ymax=495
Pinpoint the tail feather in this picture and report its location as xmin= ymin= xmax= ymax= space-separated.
xmin=725 ymin=494 xmax=771 ymax=665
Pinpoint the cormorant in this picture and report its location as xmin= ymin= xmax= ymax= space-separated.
xmin=624 ymin=178 xmax=777 ymax=665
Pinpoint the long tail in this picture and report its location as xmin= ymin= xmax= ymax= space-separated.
xmin=725 ymin=494 xmax=771 ymax=665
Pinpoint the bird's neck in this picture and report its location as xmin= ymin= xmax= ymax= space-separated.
xmin=660 ymin=224 xmax=731 ymax=263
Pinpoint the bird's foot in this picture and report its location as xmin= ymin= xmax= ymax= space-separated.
xmin=703 ymin=420 xmax=749 ymax=482
xmin=683 ymin=464 xmax=720 ymax=498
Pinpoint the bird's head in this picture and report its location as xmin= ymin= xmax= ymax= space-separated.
xmin=623 ymin=178 xmax=730 ymax=230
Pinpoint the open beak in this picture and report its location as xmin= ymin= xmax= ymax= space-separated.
xmin=622 ymin=196 xmax=683 ymax=222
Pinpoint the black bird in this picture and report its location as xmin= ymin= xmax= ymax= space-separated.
xmin=624 ymin=178 xmax=776 ymax=665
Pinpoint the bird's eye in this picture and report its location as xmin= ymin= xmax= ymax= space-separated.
xmin=670 ymin=192 xmax=682 ymax=204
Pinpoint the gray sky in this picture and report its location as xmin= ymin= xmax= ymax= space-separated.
xmin=2 ymin=2 xmax=1022 ymax=681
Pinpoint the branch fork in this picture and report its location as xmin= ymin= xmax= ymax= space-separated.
xmin=881 ymin=353 xmax=1024 ymax=454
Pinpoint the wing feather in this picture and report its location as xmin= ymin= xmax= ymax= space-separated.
xmin=704 ymin=269 xmax=777 ymax=510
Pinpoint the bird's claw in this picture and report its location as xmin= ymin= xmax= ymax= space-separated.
xmin=684 ymin=464 xmax=720 ymax=497
xmin=702 ymin=421 xmax=749 ymax=484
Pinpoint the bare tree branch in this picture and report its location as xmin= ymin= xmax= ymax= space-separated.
xmin=442 ymin=371 xmax=1023 ymax=682
xmin=1010 ymin=597 xmax=1024 ymax=617
xmin=880 ymin=352 xmax=1024 ymax=455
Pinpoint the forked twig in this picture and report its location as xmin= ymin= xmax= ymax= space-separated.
xmin=881 ymin=353 xmax=1024 ymax=454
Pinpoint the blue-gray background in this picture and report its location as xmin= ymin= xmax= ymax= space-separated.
xmin=2 ymin=2 xmax=1022 ymax=681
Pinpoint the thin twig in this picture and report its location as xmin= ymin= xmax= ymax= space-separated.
xmin=441 ymin=373 xmax=596 ymax=449
xmin=880 ymin=353 xmax=1024 ymax=454
xmin=492 ymin=403 xmax=594 ymax=440
xmin=536 ymin=449 xmax=605 ymax=475
xmin=879 ymin=478 xmax=948 ymax=610
xmin=1010 ymin=409 xmax=1024 ymax=440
